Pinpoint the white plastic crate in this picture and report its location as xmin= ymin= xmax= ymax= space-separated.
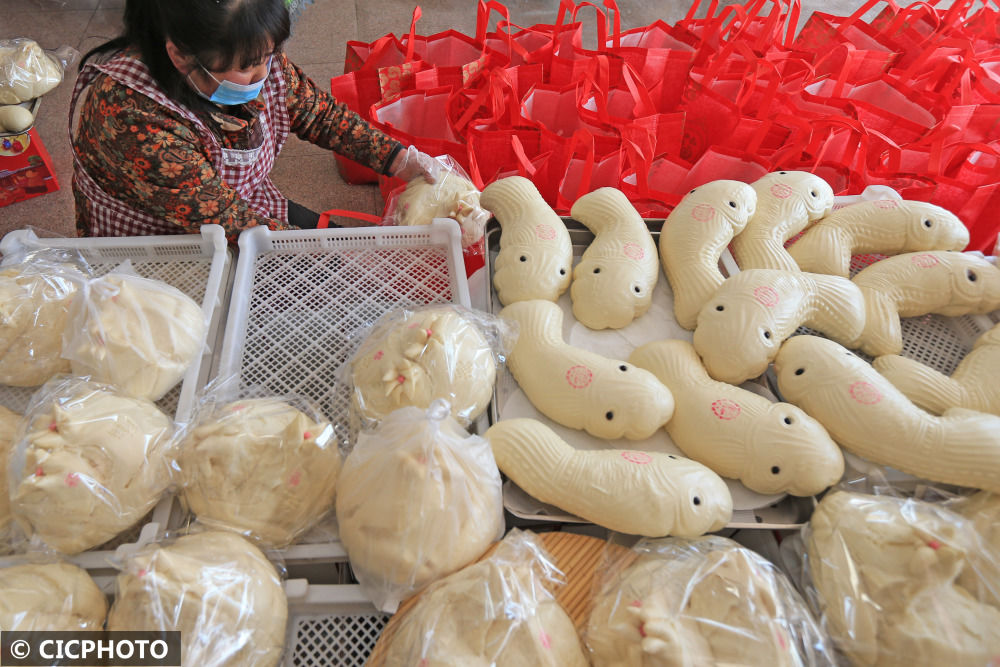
xmin=206 ymin=220 xmax=469 ymax=566
xmin=282 ymin=580 xmax=389 ymax=667
xmin=0 ymin=225 xmax=234 ymax=571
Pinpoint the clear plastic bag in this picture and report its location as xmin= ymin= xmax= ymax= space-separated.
xmin=0 ymin=249 xmax=90 ymax=387
xmin=585 ymin=534 xmax=836 ymax=667
xmin=797 ymin=489 xmax=1000 ymax=666
xmin=0 ymin=39 xmax=79 ymax=104
xmin=62 ymin=262 xmax=208 ymax=401
xmin=380 ymin=528 xmax=590 ymax=667
xmin=336 ymin=399 xmax=504 ymax=612
xmin=7 ymin=376 xmax=177 ymax=555
xmin=348 ymin=304 xmax=514 ymax=428
xmin=0 ymin=557 xmax=108 ymax=631
xmin=177 ymin=387 xmax=341 ymax=549
xmin=0 ymin=405 xmax=23 ymax=554
xmin=106 ymin=530 xmax=287 ymax=667
xmin=384 ymin=149 xmax=491 ymax=250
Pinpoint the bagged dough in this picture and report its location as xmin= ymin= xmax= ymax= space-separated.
xmin=391 ymin=166 xmax=490 ymax=249
xmin=0 ymin=259 xmax=86 ymax=387
xmin=380 ymin=529 xmax=589 ymax=667
xmin=107 ymin=531 xmax=287 ymax=667
xmin=803 ymin=490 xmax=1000 ymax=666
xmin=0 ymin=561 xmax=107 ymax=631
xmin=64 ymin=269 xmax=207 ymax=401
xmin=586 ymin=535 xmax=835 ymax=667
xmin=0 ymin=39 xmax=67 ymax=104
xmin=179 ymin=397 xmax=341 ymax=548
xmin=0 ymin=405 xmax=22 ymax=551
xmin=8 ymin=378 xmax=176 ymax=554
xmin=336 ymin=400 xmax=504 ymax=612
xmin=350 ymin=305 xmax=506 ymax=427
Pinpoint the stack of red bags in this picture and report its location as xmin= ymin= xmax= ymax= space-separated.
xmin=331 ymin=0 xmax=1000 ymax=253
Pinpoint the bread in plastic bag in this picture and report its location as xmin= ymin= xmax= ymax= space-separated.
xmin=0 ymin=560 xmax=107 ymax=631
xmin=349 ymin=304 xmax=510 ymax=427
xmin=178 ymin=396 xmax=341 ymax=548
xmin=63 ymin=265 xmax=207 ymax=401
xmin=0 ymin=39 xmax=78 ymax=104
xmin=336 ymin=399 xmax=504 ymax=612
xmin=107 ymin=531 xmax=287 ymax=667
xmin=802 ymin=490 xmax=1000 ymax=666
xmin=0 ymin=405 xmax=23 ymax=552
xmin=386 ymin=151 xmax=490 ymax=250
xmin=586 ymin=534 xmax=835 ymax=666
xmin=0 ymin=254 xmax=87 ymax=387
xmin=380 ymin=528 xmax=589 ymax=667
xmin=8 ymin=377 xmax=176 ymax=555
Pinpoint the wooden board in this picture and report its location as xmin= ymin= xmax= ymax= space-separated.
xmin=366 ymin=531 xmax=637 ymax=665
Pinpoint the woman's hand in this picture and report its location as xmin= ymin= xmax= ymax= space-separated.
xmin=389 ymin=146 xmax=440 ymax=183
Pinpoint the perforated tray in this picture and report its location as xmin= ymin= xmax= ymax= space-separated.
xmin=207 ymin=220 xmax=470 ymax=566
xmin=0 ymin=225 xmax=233 ymax=571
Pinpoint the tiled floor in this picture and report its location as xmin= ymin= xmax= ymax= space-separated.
xmin=1 ymin=0 xmax=885 ymax=240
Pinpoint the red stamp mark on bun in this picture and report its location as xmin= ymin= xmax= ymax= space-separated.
xmin=566 ymin=365 xmax=593 ymax=388
xmin=712 ymin=399 xmax=742 ymax=420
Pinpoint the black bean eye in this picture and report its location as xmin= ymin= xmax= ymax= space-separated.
xmin=967 ymin=270 xmax=978 ymax=282
xmin=763 ymin=330 xmax=772 ymax=340
xmin=605 ymin=411 xmax=614 ymax=420
xmin=689 ymin=188 xmax=697 ymax=194
xmin=728 ymin=201 xmax=737 ymax=208
xmin=693 ymin=496 xmax=701 ymax=506
xmin=633 ymin=286 xmax=641 ymax=294
xmin=593 ymin=267 xmax=601 ymax=274
xmin=923 ymin=219 xmax=932 ymax=228
xmin=795 ymin=368 xmax=805 ymax=376
xmin=716 ymin=305 xmax=725 ymax=312
xmin=779 ymin=171 xmax=787 ymax=174
xmin=519 ymin=255 xmax=527 ymax=262
xmin=619 ymin=365 xmax=628 ymax=371
xmin=810 ymin=190 xmax=817 ymax=197
xmin=783 ymin=416 xmax=793 ymax=425
xmin=559 ymin=268 xmax=566 ymax=275
xmin=668 ymin=455 xmax=677 ymax=459
xmin=771 ymin=466 xmax=781 ymax=475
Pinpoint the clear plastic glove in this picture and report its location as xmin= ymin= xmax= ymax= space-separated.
xmin=389 ymin=146 xmax=441 ymax=184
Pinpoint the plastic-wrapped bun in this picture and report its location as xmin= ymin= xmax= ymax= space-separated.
xmin=179 ymin=398 xmax=341 ymax=548
xmin=8 ymin=378 xmax=175 ymax=555
xmin=586 ymin=535 xmax=834 ymax=667
xmin=392 ymin=159 xmax=489 ymax=249
xmin=380 ymin=529 xmax=589 ymax=667
xmin=0 ymin=39 xmax=68 ymax=104
xmin=804 ymin=490 xmax=1000 ymax=666
xmin=336 ymin=400 xmax=504 ymax=612
xmin=0 ymin=405 xmax=22 ymax=550
xmin=350 ymin=305 xmax=504 ymax=427
xmin=0 ymin=561 xmax=108 ymax=630
xmin=107 ymin=531 xmax=286 ymax=667
xmin=0 ymin=263 xmax=84 ymax=387
xmin=64 ymin=270 xmax=206 ymax=401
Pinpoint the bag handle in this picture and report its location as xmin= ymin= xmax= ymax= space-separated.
xmin=453 ymin=68 xmax=520 ymax=133
xmin=318 ymin=209 xmax=382 ymax=229
xmin=404 ymin=6 xmax=422 ymax=62
xmin=475 ymin=0 xmax=511 ymax=44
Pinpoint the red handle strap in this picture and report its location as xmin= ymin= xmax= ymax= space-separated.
xmin=404 ymin=6 xmax=422 ymax=62
xmin=318 ymin=209 xmax=383 ymax=229
xmin=475 ymin=0 xmax=511 ymax=44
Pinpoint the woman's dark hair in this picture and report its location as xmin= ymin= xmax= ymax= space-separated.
xmin=82 ymin=0 xmax=291 ymax=111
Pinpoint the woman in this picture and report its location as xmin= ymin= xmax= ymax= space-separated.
xmin=71 ymin=0 xmax=435 ymax=241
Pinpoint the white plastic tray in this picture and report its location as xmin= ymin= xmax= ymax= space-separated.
xmin=0 ymin=225 xmax=234 ymax=571
xmin=202 ymin=220 xmax=470 ymax=567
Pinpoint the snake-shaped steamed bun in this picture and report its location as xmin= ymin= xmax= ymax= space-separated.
xmin=693 ymin=269 xmax=867 ymax=384
xmin=774 ymin=335 xmax=1000 ymax=493
xmin=874 ymin=322 xmax=1000 ymax=416
xmin=787 ymin=199 xmax=969 ymax=277
xmin=569 ymin=187 xmax=659 ymax=330
xmin=851 ymin=251 xmax=1000 ymax=357
xmin=486 ymin=418 xmax=732 ymax=537
xmin=730 ymin=171 xmax=834 ymax=271
xmin=500 ymin=299 xmax=674 ymax=440
xmin=481 ymin=176 xmax=572 ymax=305
xmin=658 ymin=180 xmax=757 ymax=330
xmin=630 ymin=340 xmax=843 ymax=496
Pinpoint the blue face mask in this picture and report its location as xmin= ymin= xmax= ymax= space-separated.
xmin=190 ymin=55 xmax=272 ymax=106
